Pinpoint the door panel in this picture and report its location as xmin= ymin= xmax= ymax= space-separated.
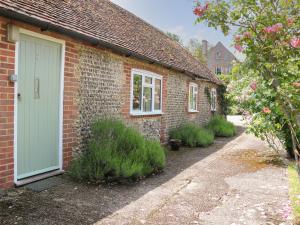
xmin=17 ymin=34 xmax=62 ymax=180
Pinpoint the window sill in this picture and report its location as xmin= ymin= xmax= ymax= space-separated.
xmin=188 ymin=110 xmax=199 ymax=113
xmin=130 ymin=112 xmax=164 ymax=117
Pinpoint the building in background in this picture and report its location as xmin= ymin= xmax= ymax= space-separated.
xmin=202 ymin=40 xmax=237 ymax=75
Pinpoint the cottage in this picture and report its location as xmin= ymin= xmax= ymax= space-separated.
xmin=0 ymin=0 xmax=222 ymax=188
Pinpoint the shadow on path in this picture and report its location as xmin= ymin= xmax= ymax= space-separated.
xmin=0 ymin=127 xmax=246 ymax=225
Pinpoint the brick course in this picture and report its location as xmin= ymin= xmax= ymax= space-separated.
xmin=0 ymin=18 xmax=15 ymax=188
xmin=0 ymin=16 xmax=221 ymax=189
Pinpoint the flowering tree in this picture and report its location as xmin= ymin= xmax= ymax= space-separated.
xmin=194 ymin=0 xmax=300 ymax=158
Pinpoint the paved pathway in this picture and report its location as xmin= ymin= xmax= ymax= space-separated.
xmin=0 ymin=121 xmax=292 ymax=225
xmin=97 ymin=128 xmax=292 ymax=225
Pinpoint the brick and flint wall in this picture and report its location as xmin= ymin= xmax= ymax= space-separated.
xmin=0 ymin=16 xmax=221 ymax=188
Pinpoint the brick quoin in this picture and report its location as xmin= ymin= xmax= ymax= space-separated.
xmin=0 ymin=18 xmax=15 ymax=189
xmin=0 ymin=17 xmax=80 ymax=189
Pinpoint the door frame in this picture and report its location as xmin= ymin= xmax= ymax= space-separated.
xmin=13 ymin=28 xmax=66 ymax=184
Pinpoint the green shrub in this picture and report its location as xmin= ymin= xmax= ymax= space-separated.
xmin=207 ymin=115 xmax=236 ymax=137
xmin=169 ymin=123 xmax=214 ymax=147
xmin=69 ymin=119 xmax=166 ymax=183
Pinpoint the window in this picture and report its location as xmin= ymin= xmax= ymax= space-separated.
xmin=210 ymin=88 xmax=217 ymax=111
xmin=189 ymin=83 xmax=198 ymax=112
xmin=215 ymin=67 xmax=222 ymax=75
xmin=131 ymin=69 xmax=162 ymax=115
xmin=216 ymin=51 xmax=222 ymax=59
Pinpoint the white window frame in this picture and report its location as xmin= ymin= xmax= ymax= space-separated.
xmin=215 ymin=67 xmax=221 ymax=75
xmin=210 ymin=88 xmax=217 ymax=111
xmin=130 ymin=69 xmax=163 ymax=116
xmin=188 ymin=82 xmax=199 ymax=112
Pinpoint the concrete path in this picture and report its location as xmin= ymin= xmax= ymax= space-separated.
xmin=0 ymin=121 xmax=292 ymax=225
xmin=96 ymin=129 xmax=292 ymax=225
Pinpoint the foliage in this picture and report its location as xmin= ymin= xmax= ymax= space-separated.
xmin=288 ymin=164 xmax=300 ymax=224
xmin=169 ymin=123 xmax=214 ymax=147
xmin=166 ymin=32 xmax=207 ymax=63
xmin=217 ymin=85 xmax=230 ymax=115
xmin=204 ymin=86 xmax=212 ymax=104
xmin=166 ymin=32 xmax=183 ymax=45
xmin=69 ymin=119 xmax=166 ymax=183
xmin=194 ymin=0 xmax=300 ymax=156
xmin=207 ymin=115 xmax=236 ymax=137
xmin=186 ymin=38 xmax=207 ymax=63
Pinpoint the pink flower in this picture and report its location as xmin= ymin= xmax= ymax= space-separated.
xmin=290 ymin=37 xmax=300 ymax=48
xmin=281 ymin=41 xmax=289 ymax=46
xmin=193 ymin=2 xmax=209 ymax=17
xmin=287 ymin=18 xmax=294 ymax=26
xmin=234 ymin=44 xmax=244 ymax=52
xmin=250 ymin=82 xmax=257 ymax=91
xmin=292 ymin=82 xmax=300 ymax=88
xmin=234 ymin=35 xmax=242 ymax=42
xmin=243 ymin=31 xmax=252 ymax=38
xmin=262 ymin=107 xmax=271 ymax=114
xmin=263 ymin=23 xmax=283 ymax=34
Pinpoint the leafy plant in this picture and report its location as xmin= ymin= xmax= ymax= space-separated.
xmin=69 ymin=119 xmax=166 ymax=183
xmin=207 ymin=115 xmax=236 ymax=137
xmin=169 ymin=123 xmax=214 ymax=147
xmin=193 ymin=0 xmax=300 ymax=157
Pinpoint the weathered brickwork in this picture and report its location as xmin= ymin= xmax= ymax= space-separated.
xmin=0 ymin=16 xmax=221 ymax=189
xmin=206 ymin=42 xmax=237 ymax=75
xmin=63 ymin=41 xmax=80 ymax=168
xmin=0 ymin=18 xmax=15 ymax=189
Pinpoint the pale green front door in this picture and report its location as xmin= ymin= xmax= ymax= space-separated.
xmin=17 ymin=33 xmax=62 ymax=180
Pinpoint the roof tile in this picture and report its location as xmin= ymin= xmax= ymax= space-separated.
xmin=0 ymin=0 xmax=221 ymax=84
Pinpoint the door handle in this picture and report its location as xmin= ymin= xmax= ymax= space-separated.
xmin=34 ymin=78 xmax=40 ymax=99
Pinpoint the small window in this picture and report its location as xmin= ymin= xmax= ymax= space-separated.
xmin=215 ymin=67 xmax=222 ymax=75
xmin=189 ymin=83 xmax=198 ymax=112
xmin=211 ymin=88 xmax=217 ymax=111
xmin=216 ymin=51 xmax=221 ymax=59
xmin=131 ymin=69 xmax=162 ymax=115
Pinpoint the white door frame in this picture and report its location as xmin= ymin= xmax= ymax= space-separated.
xmin=13 ymin=28 xmax=66 ymax=184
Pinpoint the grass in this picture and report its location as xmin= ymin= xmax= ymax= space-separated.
xmin=69 ymin=119 xmax=166 ymax=183
xmin=288 ymin=163 xmax=300 ymax=224
xmin=169 ymin=123 xmax=214 ymax=147
xmin=207 ymin=115 xmax=236 ymax=137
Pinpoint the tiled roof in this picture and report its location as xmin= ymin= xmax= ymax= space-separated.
xmin=0 ymin=0 xmax=221 ymax=84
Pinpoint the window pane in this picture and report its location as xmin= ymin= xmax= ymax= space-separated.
xmin=133 ymin=74 xmax=142 ymax=110
xmin=189 ymin=86 xmax=195 ymax=110
xmin=154 ymin=79 xmax=161 ymax=110
xmin=145 ymin=76 xmax=152 ymax=85
xmin=193 ymin=89 xmax=197 ymax=110
xmin=143 ymin=86 xmax=152 ymax=112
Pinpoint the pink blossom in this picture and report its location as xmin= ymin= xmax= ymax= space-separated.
xmin=250 ymin=82 xmax=257 ymax=91
xmin=234 ymin=44 xmax=243 ymax=52
xmin=287 ymin=18 xmax=294 ymax=26
xmin=193 ymin=2 xmax=209 ymax=17
xmin=243 ymin=31 xmax=252 ymax=38
xmin=281 ymin=41 xmax=289 ymax=46
xmin=290 ymin=37 xmax=300 ymax=48
xmin=292 ymin=82 xmax=300 ymax=88
xmin=263 ymin=23 xmax=283 ymax=34
xmin=262 ymin=107 xmax=271 ymax=114
xmin=234 ymin=35 xmax=242 ymax=42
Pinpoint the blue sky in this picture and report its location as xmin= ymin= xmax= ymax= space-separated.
xmin=111 ymin=0 xmax=243 ymax=60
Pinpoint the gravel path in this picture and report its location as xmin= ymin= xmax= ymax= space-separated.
xmin=0 ymin=124 xmax=292 ymax=225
